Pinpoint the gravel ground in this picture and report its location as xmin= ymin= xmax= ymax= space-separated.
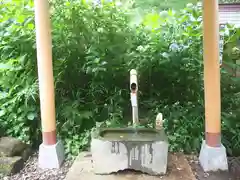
xmin=0 ymin=153 xmax=73 ymax=180
xmin=187 ymin=155 xmax=240 ymax=180
xmin=2 ymin=152 xmax=239 ymax=180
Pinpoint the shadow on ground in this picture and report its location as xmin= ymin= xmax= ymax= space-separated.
xmin=188 ymin=156 xmax=240 ymax=180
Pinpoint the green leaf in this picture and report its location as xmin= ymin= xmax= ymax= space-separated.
xmin=0 ymin=92 xmax=8 ymax=100
xmin=27 ymin=23 xmax=34 ymax=29
xmin=0 ymin=110 xmax=6 ymax=117
xmin=81 ymin=111 xmax=93 ymax=119
xmin=0 ymin=63 xmax=13 ymax=70
xmin=27 ymin=112 xmax=35 ymax=120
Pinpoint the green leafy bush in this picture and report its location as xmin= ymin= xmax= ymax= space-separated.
xmin=0 ymin=0 xmax=239 ymax=158
xmin=0 ymin=0 xmax=39 ymax=145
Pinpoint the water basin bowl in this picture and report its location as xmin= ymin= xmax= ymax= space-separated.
xmin=99 ymin=128 xmax=167 ymax=141
xmin=91 ymin=128 xmax=169 ymax=175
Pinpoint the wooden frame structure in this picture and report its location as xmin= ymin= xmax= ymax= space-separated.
xmin=34 ymin=0 xmax=224 ymax=169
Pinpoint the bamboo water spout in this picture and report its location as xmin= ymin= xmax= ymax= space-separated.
xmin=91 ymin=69 xmax=169 ymax=175
xmin=130 ymin=69 xmax=139 ymax=126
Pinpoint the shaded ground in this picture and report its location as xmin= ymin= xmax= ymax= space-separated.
xmin=187 ymin=155 xmax=240 ymax=180
xmin=0 ymin=152 xmax=73 ymax=180
xmin=2 ymin=152 xmax=240 ymax=180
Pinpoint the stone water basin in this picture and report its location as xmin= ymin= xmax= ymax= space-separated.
xmin=91 ymin=128 xmax=169 ymax=175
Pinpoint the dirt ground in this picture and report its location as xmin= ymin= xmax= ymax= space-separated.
xmin=187 ymin=155 xmax=240 ymax=180
xmin=65 ymin=152 xmax=240 ymax=180
xmin=65 ymin=152 xmax=196 ymax=180
xmin=1 ymin=152 xmax=73 ymax=180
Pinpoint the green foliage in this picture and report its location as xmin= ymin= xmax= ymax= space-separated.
xmin=0 ymin=0 xmax=239 ymax=159
xmin=130 ymin=0 xmax=199 ymax=10
xmin=0 ymin=0 xmax=39 ymax=145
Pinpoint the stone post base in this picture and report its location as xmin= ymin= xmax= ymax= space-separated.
xmin=38 ymin=140 xmax=65 ymax=169
xmin=199 ymin=140 xmax=228 ymax=172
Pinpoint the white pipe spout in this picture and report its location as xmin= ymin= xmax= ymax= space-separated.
xmin=130 ymin=69 xmax=138 ymax=93
xmin=130 ymin=69 xmax=139 ymax=126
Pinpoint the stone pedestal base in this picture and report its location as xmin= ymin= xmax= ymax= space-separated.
xmin=199 ymin=140 xmax=228 ymax=172
xmin=91 ymin=128 xmax=169 ymax=175
xmin=38 ymin=140 xmax=65 ymax=169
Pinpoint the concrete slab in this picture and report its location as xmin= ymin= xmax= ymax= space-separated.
xmin=65 ymin=152 xmax=196 ymax=180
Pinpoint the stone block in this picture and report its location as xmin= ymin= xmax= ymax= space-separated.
xmin=21 ymin=147 xmax=32 ymax=161
xmin=0 ymin=137 xmax=28 ymax=157
xmin=91 ymin=128 xmax=169 ymax=175
xmin=199 ymin=140 xmax=228 ymax=172
xmin=38 ymin=140 xmax=65 ymax=169
xmin=0 ymin=156 xmax=24 ymax=176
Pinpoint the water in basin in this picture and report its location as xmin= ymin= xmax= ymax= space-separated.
xmin=99 ymin=128 xmax=166 ymax=141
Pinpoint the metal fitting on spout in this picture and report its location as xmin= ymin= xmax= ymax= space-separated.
xmin=130 ymin=69 xmax=138 ymax=93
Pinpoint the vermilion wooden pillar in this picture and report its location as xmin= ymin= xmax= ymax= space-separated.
xmin=202 ymin=0 xmax=221 ymax=147
xmin=34 ymin=0 xmax=64 ymax=169
xmin=35 ymin=0 xmax=57 ymax=146
xmin=199 ymin=0 xmax=228 ymax=172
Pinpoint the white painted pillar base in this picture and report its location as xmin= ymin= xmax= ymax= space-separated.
xmin=199 ymin=140 xmax=228 ymax=172
xmin=38 ymin=140 xmax=65 ymax=169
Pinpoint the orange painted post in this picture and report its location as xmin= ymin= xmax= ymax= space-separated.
xmin=34 ymin=0 xmax=64 ymax=169
xmin=35 ymin=0 xmax=57 ymax=146
xmin=202 ymin=0 xmax=221 ymax=147
xmin=199 ymin=0 xmax=228 ymax=172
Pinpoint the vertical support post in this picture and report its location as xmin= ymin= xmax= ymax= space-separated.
xmin=199 ymin=0 xmax=228 ymax=172
xmin=34 ymin=0 xmax=64 ymax=169
xmin=203 ymin=0 xmax=221 ymax=148
xmin=35 ymin=0 xmax=56 ymax=147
